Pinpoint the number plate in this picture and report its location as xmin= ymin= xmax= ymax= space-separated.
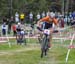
xmin=44 ymin=29 xmax=50 ymax=35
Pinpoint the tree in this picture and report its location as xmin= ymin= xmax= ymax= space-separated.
xmin=49 ymin=2 xmax=61 ymax=12
xmin=0 ymin=0 xmax=75 ymax=19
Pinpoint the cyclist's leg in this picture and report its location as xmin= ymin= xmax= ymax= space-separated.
xmin=38 ymin=30 xmax=43 ymax=43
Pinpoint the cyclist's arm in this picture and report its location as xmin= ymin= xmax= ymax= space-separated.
xmin=53 ymin=18 xmax=60 ymax=33
xmin=53 ymin=18 xmax=58 ymax=25
xmin=53 ymin=18 xmax=59 ymax=27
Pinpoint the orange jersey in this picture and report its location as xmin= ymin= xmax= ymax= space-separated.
xmin=40 ymin=16 xmax=58 ymax=25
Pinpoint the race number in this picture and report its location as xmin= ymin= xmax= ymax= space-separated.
xmin=44 ymin=29 xmax=50 ymax=35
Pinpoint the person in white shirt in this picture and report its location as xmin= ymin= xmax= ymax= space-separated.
xmin=46 ymin=11 xmax=50 ymax=16
xmin=29 ymin=12 xmax=33 ymax=22
xmin=15 ymin=12 xmax=19 ymax=23
xmin=36 ymin=12 xmax=41 ymax=21
xmin=41 ymin=11 xmax=45 ymax=18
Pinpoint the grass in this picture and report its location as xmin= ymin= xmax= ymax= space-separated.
xmin=0 ymin=38 xmax=38 ymax=51
xmin=0 ymin=38 xmax=75 ymax=64
xmin=0 ymin=50 xmax=45 ymax=64
xmin=0 ymin=45 xmax=74 ymax=64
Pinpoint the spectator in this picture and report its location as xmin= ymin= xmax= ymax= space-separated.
xmin=41 ymin=11 xmax=45 ymax=18
xmin=46 ymin=11 xmax=50 ymax=16
xmin=70 ymin=18 xmax=75 ymax=30
xmin=72 ymin=11 xmax=75 ymax=19
xmin=16 ymin=28 xmax=25 ymax=45
xmin=69 ymin=12 xmax=72 ymax=18
xmin=60 ymin=17 xmax=64 ymax=28
xmin=71 ymin=18 xmax=75 ymax=26
xmin=16 ymin=23 xmax=21 ymax=33
xmin=3 ymin=16 xmax=7 ymax=23
xmin=8 ymin=18 xmax=12 ymax=34
xmin=15 ymin=12 xmax=19 ymax=23
xmin=29 ymin=12 xmax=33 ymax=23
xmin=36 ymin=12 xmax=41 ymax=21
xmin=20 ymin=13 xmax=25 ymax=24
xmin=11 ymin=16 xmax=14 ymax=23
xmin=1 ymin=23 xmax=7 ymax=36
xmin=12 ymin=24 xmax=17 ymax=36
xmin=64 ymin=16 xmax=68 ymax=25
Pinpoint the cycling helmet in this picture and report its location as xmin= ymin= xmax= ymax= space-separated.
xmin=49 ymin=12 xmax=55 ymax=18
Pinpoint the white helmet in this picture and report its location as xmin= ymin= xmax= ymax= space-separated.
xmin=50 ymin=12 xmax=55 ymax=18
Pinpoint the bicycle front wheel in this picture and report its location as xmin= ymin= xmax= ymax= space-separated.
xmin=41 ymin=35 xmax=49 ymax=57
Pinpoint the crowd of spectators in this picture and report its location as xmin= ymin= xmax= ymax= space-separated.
xmin=1 ymin=11 xmax=75 ymax=36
